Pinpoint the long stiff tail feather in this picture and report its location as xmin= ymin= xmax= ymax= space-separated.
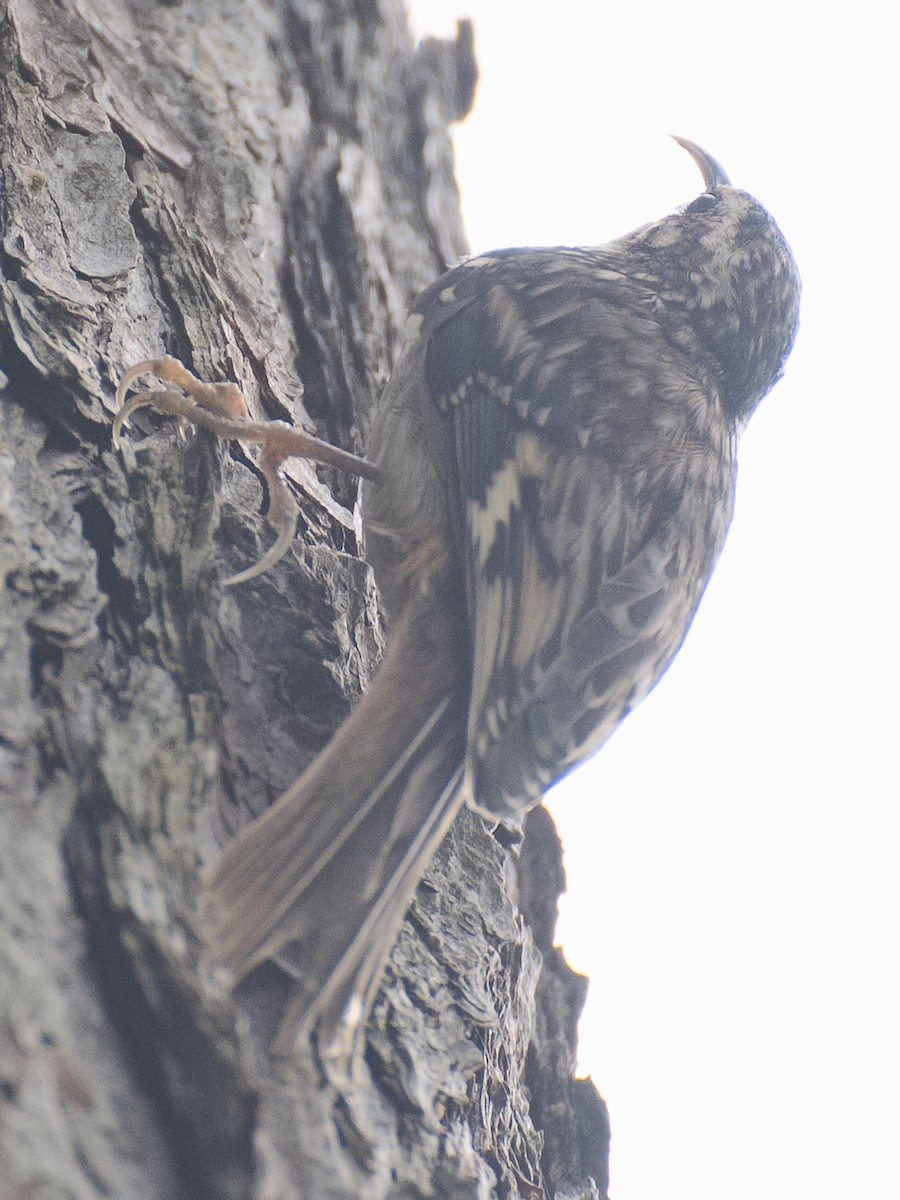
xmin=202 ymin=594 xmax=469 ymax=1055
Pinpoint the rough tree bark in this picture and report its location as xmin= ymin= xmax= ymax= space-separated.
xmin=0 ymin=1 xmax=610 ymax=1196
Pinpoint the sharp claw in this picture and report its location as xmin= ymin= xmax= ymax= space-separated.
xmin=112 ymin=354 xmax=378 ymax=584
xmin=111 ymin=414 xmax=127 ymax=452
xmin=115 ymin=360 xmax=156 ymax=411
xmin=115 ymin=357 xmax=188 ymax=408
xmin=222 ymin=455 xmax=301 ymax=585
xmin=112 ymin=392 xmax=158 ymax=449
xmin=223 ymin=516 xmax=298 ymax=587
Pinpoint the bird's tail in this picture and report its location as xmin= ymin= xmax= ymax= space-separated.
xmin=201 ymin=596 xmax=468 ymax=1057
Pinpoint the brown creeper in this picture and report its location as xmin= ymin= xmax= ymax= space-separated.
xmin=115 ymin=138 xmax=800 ymax=1057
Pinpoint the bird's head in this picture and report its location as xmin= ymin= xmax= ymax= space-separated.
xmin=625 ymin=138 xmax=801 ymax=426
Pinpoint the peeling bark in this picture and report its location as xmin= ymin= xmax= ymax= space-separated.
xmin=0 ymin=1 xmax=608 ymax=1196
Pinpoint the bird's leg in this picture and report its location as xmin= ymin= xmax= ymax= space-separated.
xmin=113 ymin=356 xmax=382 ymax=585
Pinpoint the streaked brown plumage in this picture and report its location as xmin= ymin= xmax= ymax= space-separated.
xmin=115 ymin=139 xmax=800 ymax=1059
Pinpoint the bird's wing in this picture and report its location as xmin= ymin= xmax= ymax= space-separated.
xmin=418 ymin=256 xmax=710 ymax=817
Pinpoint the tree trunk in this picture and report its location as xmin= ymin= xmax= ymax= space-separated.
xmin=0 ymin=1 xmax=609 ymax=1196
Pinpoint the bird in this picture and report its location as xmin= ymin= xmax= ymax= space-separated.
xmin=114 ymin=137 xmax=800 ymax=1060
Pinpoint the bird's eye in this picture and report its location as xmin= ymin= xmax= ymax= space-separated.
xmin=686 ymin=192 xmax=719 ymax=214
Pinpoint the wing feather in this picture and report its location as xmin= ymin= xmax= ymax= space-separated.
xmin=416 ymin=255 xmax=730 ymax=818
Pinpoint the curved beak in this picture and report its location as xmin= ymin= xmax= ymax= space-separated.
xmin=671 ymin=136 xmax=731 ymax=189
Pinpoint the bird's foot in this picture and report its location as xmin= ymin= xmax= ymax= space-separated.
xmin=113 ymin=356 xmax=380 ymax=585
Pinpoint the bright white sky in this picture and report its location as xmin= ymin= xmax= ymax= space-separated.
xmin=407 ymin=4 xmax=897 ymax=1198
